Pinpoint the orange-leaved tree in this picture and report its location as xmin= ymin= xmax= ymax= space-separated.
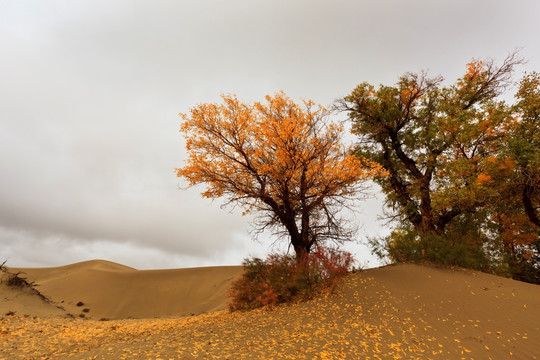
xmin=176 ymin=92 xmax=386 ymax=261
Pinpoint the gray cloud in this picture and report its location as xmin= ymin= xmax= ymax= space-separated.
xmin=1 ymin=0 xmax=539 ymax=268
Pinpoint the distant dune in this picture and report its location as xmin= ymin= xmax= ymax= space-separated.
xmin=4 ymin=260 xmax=243 ymax=319
xmin=1 ymin=261 xmax=538 ymax=359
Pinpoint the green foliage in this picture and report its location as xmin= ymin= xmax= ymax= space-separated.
xmin=493 ymin=244 xmax=540 ymax=284
xmin=479 ymin=71 xmax=540 ymax=283
xmin=341 ymin=56 xmax=521 ymax=235
xmin=508 ymin=71 xmax=540 ymax=226
xmin=371 ymin=221 xmax=489 ymax=271
xmin=228 ymin=247 xmax=354 ymax=311
xmin=487 ymin=227 xmax=540 ymax=284
xmin=504 ymin=241 xmax=540 ymax=284
xmin=370 ymin=217 xmax=540 ymax=283
xmin=343 ymin=54 xmax=539 ymax=283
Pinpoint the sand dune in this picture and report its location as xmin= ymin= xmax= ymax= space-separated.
xmin=1 ymin=262 xmax=539 ymax=359
xmin=0 ymin=283 xmax=65 ymax=318
xmin=6 ymin=260 xmax=243 ymax=319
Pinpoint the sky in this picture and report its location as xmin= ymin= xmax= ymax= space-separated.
xmin=1 ymin=0 xmax=539 ymax=270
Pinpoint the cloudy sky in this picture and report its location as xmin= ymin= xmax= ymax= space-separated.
xmin=1 ymin=0 xmax=539 ymax=269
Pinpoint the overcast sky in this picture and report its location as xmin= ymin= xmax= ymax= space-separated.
xmin=1 ymin=0 xmax=539 ymax=269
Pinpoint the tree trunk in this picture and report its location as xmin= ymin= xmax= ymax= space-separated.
xmin=522 ymin=184 xmax=540 ymax=227
xmin=285 ymin=218 xmax=311 ymax=263
xmin=419 ymin=183 xmax=436 ymax=233
xmin=293 ymin=244 xmax=310 ymax=264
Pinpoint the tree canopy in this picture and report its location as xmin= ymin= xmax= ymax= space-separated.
xmin=177 ymin=92 xmax=386 ymax=260
xmin=340 ymin=53 xmax=539 ymax=282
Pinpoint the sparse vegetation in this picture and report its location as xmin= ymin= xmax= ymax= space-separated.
xmin=4 ymin=273 xmax=28 ymax=288
xmin=228 ymin=247 xmax=355 ymax=311
xmin=1 ymin=261 xmax=36 ymax=289
xmin=0 ymin=261 xmax=51 ymax=303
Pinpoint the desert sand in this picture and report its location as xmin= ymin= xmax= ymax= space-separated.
xmin=1 ymin=261 xmax=539 ymax=359
xmin=4 ymin=260 xmax=242 ymax=320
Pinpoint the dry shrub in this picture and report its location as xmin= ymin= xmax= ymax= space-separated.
xmin=228 ymin=247 xmax=354 ymax=312
xmin=0 ymin=264 xmax=35 ymax=289
xmin=1 ymin=261 xmax=25 ymax=288
xmin=0 ymin=260 xmax=52 ymax=303
xmin=4 ymin=273 xmax=29 ymax=288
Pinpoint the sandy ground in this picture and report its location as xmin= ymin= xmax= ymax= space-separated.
xmin=1 ymin=262 xmax=539 ymax=359
xmin=4 ymin=260 xmax=243 ymax=320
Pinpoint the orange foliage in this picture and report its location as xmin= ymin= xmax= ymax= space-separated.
xmin=456 ymin=59 xmax=490 ymax=92
xmin=178 ymin=92 xmax=385 ymax=207
xmin=496 ymin=213 xmax=538 ymax=247
xmin=465 ymin=60 xmax=484 ymax=81
xmin=177 ymin=92 xmax=386 ymax=256
xmin=228 ymin=247 xmax=354 ymax=311
xmin=476 ymin=173 xmax=492 ymax=185
xmin=400 ymin=83 xmax=423 ymax=104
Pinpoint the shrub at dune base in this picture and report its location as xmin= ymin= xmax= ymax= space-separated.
xmin=228 ymin=247 xmax=354 ymax=311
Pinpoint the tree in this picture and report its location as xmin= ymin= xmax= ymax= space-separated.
xmin=511 ymin=72 xmax=540 ymax=227
xmin=339 ymin=54 xmax=537 ymax=271
xmin=482 ymin=71 xmax=540 ymax=282
xmin=177 ymin=92 xmax=385 ymax=261
xmin=339 ymin=54 xmax=522 ymax=235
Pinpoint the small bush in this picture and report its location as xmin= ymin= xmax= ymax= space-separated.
xmin=228 ymin=247 xmax=354 ymax=312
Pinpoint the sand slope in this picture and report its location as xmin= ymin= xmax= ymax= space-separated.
xmin=0 ymin=283 xmax=66 ymax=318
xmin=335 ymin=264 xmax=540 ymax=358
xmin=1 ymin=262 xmax=538 ymax=359
xmin=8 ymin=260 xmax=243 ymax=319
